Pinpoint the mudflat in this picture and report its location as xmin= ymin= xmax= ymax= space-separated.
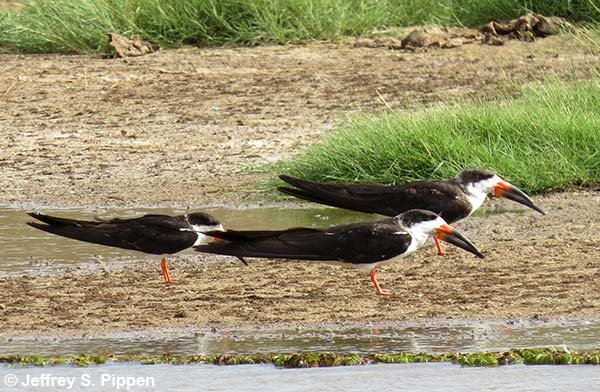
xmin=0 ymin=33 xmax=598 ymax=337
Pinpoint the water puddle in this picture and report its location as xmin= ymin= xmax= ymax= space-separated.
xmin=1 ymin=321 xmax=598 ymax=357
xmin=0 ymin=204 xmax=374 ymax=276
xmin=0 ymin=203 xmax=518 ymax=277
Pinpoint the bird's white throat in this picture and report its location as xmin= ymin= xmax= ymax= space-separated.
xmin=401 ymin=216 xmax=447 ymax=256
xmin=462 ymin=175 xmax=502 ymax=215
xmin=190 ymin=224 xmax=224 ymax=246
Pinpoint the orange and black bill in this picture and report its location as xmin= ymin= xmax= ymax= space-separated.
xmin=493 ymin=181 xmax=545 ymax=215
xmin=436 ymin=224 xmax=484 ymax=259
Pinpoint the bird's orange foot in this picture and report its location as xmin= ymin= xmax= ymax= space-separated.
xmin=160 ymin=258 xmax=173 ymax=284
xmin=435 ymin=237 xmax=449 ymax=256
xmin=375 ymin=288 xmax=392 ymax=297
xmin=370 ymin=270 xmax=392 ymax=297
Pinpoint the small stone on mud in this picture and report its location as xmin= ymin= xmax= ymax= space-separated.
xmin=120 ymin=130 xmax=136 ymax=138
xmin=353 ymin=35 xmax=403 ymax=50
xmin=401 ymin=27 xmax=449 ymax=49
xmin=365 ymin=13 xmax=570 ymax=52
xmin=0 ymin=304 xmax=5 ymax=310
xmin=108 ymin=32 xmax=156 ymax=58
xmin=442 ymin=38 xmax=465 ymax=49
xmin=479 ymin=13 xmax=568 ymax=45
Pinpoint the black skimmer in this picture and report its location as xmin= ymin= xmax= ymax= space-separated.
xmin=26 ymin=212 xmax=224 ymax=283
xmin=195 ymin=209 xmax=483 ymax=296
xmin=278 ymin=169 xmax=545 ymax=255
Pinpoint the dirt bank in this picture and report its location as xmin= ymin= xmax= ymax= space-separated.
xmin=1 ymin=34 xmax=596 ymax=208
xmin=0 ymin=33 xmax=598 ymax=337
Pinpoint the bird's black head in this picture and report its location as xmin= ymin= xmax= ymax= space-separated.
xmin=396 ymin=209 xmax=442 ymax=228
xmin=397 ymin=209 xmax=485 ymax=259
xmin=454 ymin=169 xmax=497 ymax=186
xmin=454 ymin=169 xmax=545 ymax=215
xmin=186 ymin=212 xmax=220 ymax=227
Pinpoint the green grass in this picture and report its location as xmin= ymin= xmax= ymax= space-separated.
xmin=1 ymin=0 xmax=600 ymax=54
xmin=575 ymin=23 xmax=600 ymax=49
xmin=2 ymin=348 xmax=599 ymax=367
xmin=275 ymin=77 xmax=600 ymax=194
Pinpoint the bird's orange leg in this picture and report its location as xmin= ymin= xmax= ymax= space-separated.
xmin=160 ymin=257 xmax=173 ymax=284
xmin=370 ymin=270 xmax=392 ymax=296
xmin=435 ymin=237 xmax=449 ymax=256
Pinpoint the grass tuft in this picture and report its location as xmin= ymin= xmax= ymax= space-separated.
xmin=274 ymin=77 xmax=600 ymax=194
xmin=1 ymin=0 xmax=600 ymax=54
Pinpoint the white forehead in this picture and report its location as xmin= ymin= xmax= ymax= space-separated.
xmin=404 ymin=215 xmax=446 ymax=236
xmin=191 ymin=224 xmax=224 ymax=246
xmin=464 ymin=174 xmax=502 ymax=196
xmin=191 ymin=223 xmax=223 ymax=233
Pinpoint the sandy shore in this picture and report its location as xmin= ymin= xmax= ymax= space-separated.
xmin=0 ymin=191 xmax=598 ymax=337
xmin=0 ymin=33 xmax=598 ymax=337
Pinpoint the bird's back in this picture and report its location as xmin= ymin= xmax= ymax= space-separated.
xmin=279 ymin=176 xmax=471 ymax=223
xmin=27 ymin=213 xmax=198 ymax=254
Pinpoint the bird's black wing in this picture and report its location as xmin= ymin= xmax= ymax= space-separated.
xmin=27 ymin=213 xmax=197 ymax=255
xmin=278 ymin=175 xmax=471 ymax=223
xmin=197 ymin=219 xmax=412 ymax=265
xmin=388 ymin=181 xmax=473 ymax=223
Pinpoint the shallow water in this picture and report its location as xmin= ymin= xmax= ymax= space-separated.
xmin=0 ymin=204 xmax=374 ymax=276
xmin=1 ymin=322 xmax=599 ymax=391
xmin=1 ymin=205 xmax=598 ymax=391
xmin=0 ymin=203 xmax=520 ymax=276
xmin=1 ymin=362 xmax=599 ymax=392
xmin=1 ymin=321 xmax=599 ymax=357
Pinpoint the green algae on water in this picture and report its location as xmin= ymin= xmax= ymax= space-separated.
xmin=1 ymin=348 xmax=599 ymax=368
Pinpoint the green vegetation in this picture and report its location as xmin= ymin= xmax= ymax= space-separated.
xmin=1 ymin=0 xmax=600 ymax=54
xmin=1 ymin=348 xmax=599 ymax=368
xmin=275 ymin=77 xmax=600 ymax=194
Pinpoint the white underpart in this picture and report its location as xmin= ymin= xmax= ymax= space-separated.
xmin=321 ymin=260 xmax=375 ymax=274
xmin=190 ymin=224 xmax=224 ymax=246
xmin=462 ymin=175 xmax=502 ymax=216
